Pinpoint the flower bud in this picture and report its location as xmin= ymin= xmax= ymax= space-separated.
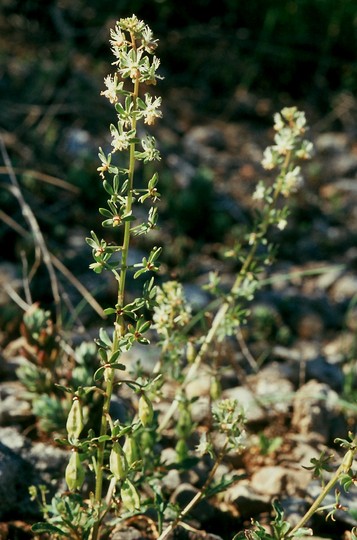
xmin=120 ymin=478 xmax=140 ymax=512
xmin=109 ymin=441 xmax=128 ymax=481
xmin=66 ymin=397 xmax=84 ymax=442
xmin=123 ymin=436 xmax=139 ymax=466
xmin=65 ymin=449 xmax=85 ymax=491
xmin=138 ymin=394 xmax=154 ymax=427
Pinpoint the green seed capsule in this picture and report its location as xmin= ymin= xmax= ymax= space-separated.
xmin=66 ymin=397 xmax=84 ymax=442
xmin=175 ymin=438 xmax=188 ymax=461
xmin=120 ymin=478 xmax=140 ymax=513
xmin=186 ymin=341 xmax=195 ymax=363
xmin=176 ymin=408 xmax=192 ymax=439
xmin=123 ymin=436 xmax=139 ymax=466
xmin=109 ymin=441 xmax=128 ymax=481
xmin=138 ymin=394 xmax=154 ymax=427
xmin=65 ymin=450 xmax=85 ymax=491
xmin=210 ymin=377 xmax=222 ymax=400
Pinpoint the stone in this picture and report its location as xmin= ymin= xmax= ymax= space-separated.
xmin=224 ymin=481 xmax=271 ymax=518
xmin=0 ymin=381 xmax=32 ymax=426
xmin=222 ymin=386 xmax=265 ymax=423
xmin=170 ymin=483 xmax=215 ymax=522
xmin=0 ymin=441 xmax=37 ymax=520
xmin=331 ymin=273 xmax=357 ymax=302
xmin=291 ymin=381 xmax=347 ymax=442
xmin=251 ymin=465 xmax=311 ymax=497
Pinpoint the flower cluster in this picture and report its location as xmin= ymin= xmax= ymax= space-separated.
xmin=261 ymin=107 xmax=313 ymax=173
xmin=100 ymin=15 xmax=162 ymax=160
xmin=152 ymin=281 xmax=192 ymax=336
xmin=252 ymin=107 xmax=314 ymax=230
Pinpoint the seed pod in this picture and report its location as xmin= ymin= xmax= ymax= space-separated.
xmin=120 ymin=478 xmax=140 ymax=513
xmin=175 ymin=438 xmax=188 ymax=461
xmin=123 ymin=436 xmax=139 ymax=466
xmin=186 ymin=341 xmax=195 ymax=363
xmin=65 ymin=449 xmax=85 ymax=491
xmin=109 ymin=441 xmax=128 ymax=481
xmin=210 ymin=377 xmax=222 ymax=400
xmin=176 ymin=407 xmax=192 ymax=439
xmin=138 ymin=393 xmax=154 ymax=427
xmin=66 ymin=397 xmax=84 ymax=442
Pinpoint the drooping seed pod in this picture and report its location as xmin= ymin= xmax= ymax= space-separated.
xmin=66 ymin=397 xmax=84 ymax=442
xmin=210 ymin=377 xmax=222 ymax=401
xmin=123 ymin=436 xmax=139 ymax=466
xmin=109 ymin=441 xmax=128 ymax=481
xmin=138 ymin=393 xmax=154 ymax=427
xmin=176 ymin=407 xmax=192 ymax=439
xmin=186 ymin=341 xmax=195 ymax=363
xmin=120 ymin=478 xmax=141 ymax=512
xmin=175 ymin=438 xmax=188 ymax=461
xmin=65 ymin=449 xmax=85 ymax=491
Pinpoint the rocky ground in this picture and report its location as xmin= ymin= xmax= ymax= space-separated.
xmin=0 ymin=89 xmax=357 ymax=539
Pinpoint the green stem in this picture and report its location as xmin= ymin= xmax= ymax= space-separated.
xmin=157 ymin=440 xmax=229 ymax=540
xmin=290 ymin=443 xmax=357 ymax=535
xmin=158 ymin=154 xmax=293 ymax=433
xmin=91 ymin=65 xmax=140 ymax=540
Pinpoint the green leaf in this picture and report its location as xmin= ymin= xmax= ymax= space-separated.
xmin=104 ymin=307 xmax=117 ymax=315
xmin=111 ymin=362 xmax=126 ymax=371
xmin=103 ymin=180 xmax=114 ymax=195
xmin=292 ymin=528 xmax=313 ymax=537
xmin=86 ymin=237 xmax=98 ymax=249
xmin=102 ymin=219 xmax=114 ymax=227
xmin=96 ymin=434 xmax=112 ymax=443
xmin=99 ymin=328 xmax=112 ymax=346
xmin=93 ymin=366 xmax=106 ymax=381
xmin=134 ymin=267 xmax=147 ymax=279
xmin=32 ymin=523 xmax=67 ymax=535
xmin=109 ymin=350 xmax=121 ymax=363
xmin=54 ymin=384 xmax=73 ymax=394
xmin=99 ymin=208 xmax=113 ymax=218
xmin=148 ymin=172 xmax=158 ymax=189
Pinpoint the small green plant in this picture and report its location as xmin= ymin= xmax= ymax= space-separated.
xmin=26 ymin=13 xmax=357 ymax=540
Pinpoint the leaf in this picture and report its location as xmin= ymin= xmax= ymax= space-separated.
xmin=85 ymin=237 xmax=98 ymax=249
xmin=32 ymin=523 xmax=67 ymax=535
xmin=109 ymin=350 xmax=121 ymax=363
xmin=104 ymin=307 xmax=117 ymax=315
xmin=292 ymin=528 xmax=313 ymax=537
xmin=54 ymin=384 xmax=73 ymax=394
xmin=111 ymin=362 xmax=126 ymax=371
xmin=94 ymin=366 xmax=106 ymax=381
xmin=99 ymin=328 xmax=112 ymax=346
xmin=103 ymin=180 xmax=114 ymax=195
xmin=99 ymin=208 xmax=113 ymax=218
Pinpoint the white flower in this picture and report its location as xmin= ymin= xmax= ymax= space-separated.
xmin=261 ymin=146 xmax=277 ymax=170
xmin=252 ymin=182 xmax=266 ymax=200
xmin=143 ymin=94 xmax=162 ymax=125
xmin=110 ymin=123 xmax=130 ymax=152
xmin=110 ymin=25 xmax=126 ymax=49
xmin=274 ymin=129 xmax=295 ymax=155
xmin=101 ymin=74 xmax=121 ymax=104
xmin=277 ymin=218 xmax=288 ymax=230
xmin=296 ymin=140 xmax=314 ymax=159
xmin=281 ymin=166 xmax=303 ymax=196
xmin=273 ymin=112 xmax=284 ymax=131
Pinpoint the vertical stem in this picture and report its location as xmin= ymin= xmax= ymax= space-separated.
xmin=157 ymin=440 xmax=229 ymax=540
xmin=91 ymin=55 xmax=140 ymax=540
xmin=290 ymin=444 xmax=357 ymax=535
xmin=158 ymin=153 xmax=294 ymax=433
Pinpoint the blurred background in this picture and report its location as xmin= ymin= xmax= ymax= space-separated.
xmin=0 ymin=0 xmax=357 ymax=323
